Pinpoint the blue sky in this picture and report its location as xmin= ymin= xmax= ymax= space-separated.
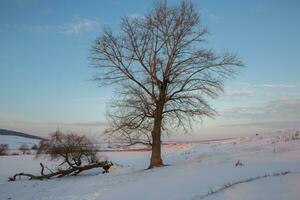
xmin=0 ymin=0 xmax=300 ymax=138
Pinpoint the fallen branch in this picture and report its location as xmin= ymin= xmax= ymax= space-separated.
xmin=8 ymin=161 xmax=113 ymax=181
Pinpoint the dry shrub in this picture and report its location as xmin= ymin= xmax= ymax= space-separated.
xmin=0 ymin=144 xmax=9 ymax=156
xmin=36 ymin=130 xmax=99 ymax=168
xmin=31 ymin=144 xmax=38 ymax=150
xmin=19 ymin=144 xmax=30 ymax=154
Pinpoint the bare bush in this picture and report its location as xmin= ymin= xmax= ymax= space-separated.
xmin=19 ymin=144 xmax=30 ymax=155
xmin=235 ymin=160 xmax=243 ymax=167
xmin=36 ymin=130 xmax=99 ymax=167
xmin=271 ymin=131 xmax=300 ymax=144
xmin=0 ymin=144 xmax=9 ymax=156
xmin=31 ymin=144 xmax=38 ymax=150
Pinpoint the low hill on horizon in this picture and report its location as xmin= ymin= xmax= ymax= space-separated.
xmin=0 ymin=129 xmax=45 ymax=140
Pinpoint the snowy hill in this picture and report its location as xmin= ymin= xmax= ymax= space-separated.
xmin=0 ymin=130 xmax=300 ymax=200
xmin=0 ymin=129 xmax=44 ymax=140
xmin=0 ymin=135 xmax=41 ymax=150
xmin=0 ymin=129 xmax=43 ymax=150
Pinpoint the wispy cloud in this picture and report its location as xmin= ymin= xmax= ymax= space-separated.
xmin=208 ymin=13 xmax=223 ymax=22
xmin=14 ymin=0 xmax=34 ymax=8
xmin=259 ymin=83 xmax=298 ymax=88
xmin=20 ymin=18 xmax=100 ymax=36
xmin=127 ymin=13 xmax=145 ymax=20
xmin=0 ymin=117 xmax=108 ymax=136
xmin=56 ymin=121 xmax=108 ymax=127
xmin=61 ymin=18 xmax=99 ymax=35
xmin=220 ymin=120 xmax=300 ymax=129
xmin=221 ymin=97 xmax=300 ymax=120
xmin=201 ymin=8 xmax=224 ymax=22
xmin=225 ymin=89 xmax=256 ymax=97
xmin=75 ymin=96 xmax=111 ymax=102
xmin=231 ymin=82 xmax=299 ymax=89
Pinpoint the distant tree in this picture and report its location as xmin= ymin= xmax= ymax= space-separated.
xmin=0 ymin=144 xmax=9 ymax=156
xmin=91 ymin=0 xmax=242 ymax=168
xmin=19 ymin=144 xmax=30 ymax=155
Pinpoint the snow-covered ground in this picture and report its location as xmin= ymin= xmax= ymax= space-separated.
xmin=0 ymin=131 xmax=300 ymax=200
xmin=0 ymin=135 xmax=41 ymax=150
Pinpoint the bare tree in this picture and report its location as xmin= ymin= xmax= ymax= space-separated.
xmin=91 ymin=0 xmax=242 ymax=168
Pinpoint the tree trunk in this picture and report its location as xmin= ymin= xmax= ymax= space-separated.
xmin=149 ymin=102 xmax=164 ymax=168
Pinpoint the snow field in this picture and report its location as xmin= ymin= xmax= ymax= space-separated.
xmin=0 ymin=131 xmax=299 ymax=200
